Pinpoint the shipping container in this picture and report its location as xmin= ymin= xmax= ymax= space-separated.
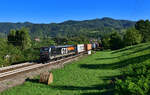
xmin=85 ymin=44 xmax=92 ymax=51
xmin=92 ymin=43 xmax=96 ymax=49
xmin=77 ymin=44 xmax=85 ymax=53
xmin=88 ymin=50 xmax=91 ymax=55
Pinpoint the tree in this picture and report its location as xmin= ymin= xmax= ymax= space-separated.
xmin=110 ymin=32 xmax=124 ymax=50
xmin=102 ymin=37 xmax=110 ymax=49
xmin=7 ymin=29 xmax=16 ymax=45
xmin=8 ymin=27 xmax=31 ymax=50
xmin=124 ymin=28 xmax=142 ymax=46
xmin=18 ymin=27 xmax=31 ymax=49
xmin=135 ymin=20 xmax=150 ymax=42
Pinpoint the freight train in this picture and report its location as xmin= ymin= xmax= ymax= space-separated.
xmin=40 ymin=44 xmax=94 ymax=63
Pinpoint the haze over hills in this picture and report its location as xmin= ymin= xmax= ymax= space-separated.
xmin=0 ymin=17 xmax=136 ymax=38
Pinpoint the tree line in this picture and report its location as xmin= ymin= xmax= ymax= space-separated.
xmin=102 ymin=20 xmax=150 ymax=50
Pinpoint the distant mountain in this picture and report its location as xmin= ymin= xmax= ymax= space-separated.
xmin=0 ymin=17 xmax=136 ymax=38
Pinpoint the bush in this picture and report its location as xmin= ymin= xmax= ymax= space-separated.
xmin=115 ymin=62 xmax=150 ymax=95
xmin=23 ymin=48 xmax=40 ymax=61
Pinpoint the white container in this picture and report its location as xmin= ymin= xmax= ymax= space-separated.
xmin=77 ymin=44 xmax=85 ymax=53
xmin=88 ymin=50 xmax=91 ymax=55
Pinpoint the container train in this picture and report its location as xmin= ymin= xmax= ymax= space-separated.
xmin=40 ymin=44 xmax=94 ymax=63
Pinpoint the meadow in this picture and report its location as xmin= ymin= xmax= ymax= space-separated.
xmin=0 ymin=42 xmax=150 ymax=95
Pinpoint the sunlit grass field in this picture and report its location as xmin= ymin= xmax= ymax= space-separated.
xmin=1 ymin=42 xmax=150 ymax=95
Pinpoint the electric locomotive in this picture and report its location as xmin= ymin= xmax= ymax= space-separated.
xmin=40 ymin=45 xmax=76 ymax=62
xmin=40 ymin=44 xmax=93 ymax=63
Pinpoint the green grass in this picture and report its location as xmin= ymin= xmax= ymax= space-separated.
xmin=1 ymin=42 xmax=150 ymax=95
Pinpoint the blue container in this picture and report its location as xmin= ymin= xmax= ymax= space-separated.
xmin=92 ymin=43 xmax=96 ymax=49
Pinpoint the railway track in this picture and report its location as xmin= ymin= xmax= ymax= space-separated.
xmin=0 ymin=54 xmax=82 ymax=81
xmin=0 ymin=63 xmax=36 ymax=73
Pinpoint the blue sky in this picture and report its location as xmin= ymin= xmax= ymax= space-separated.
xmin=0 ymin=0 xmax=149 ymax=23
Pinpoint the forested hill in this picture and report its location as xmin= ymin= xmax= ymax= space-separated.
xmin=0 ymin=17 xmax=136 ymax=38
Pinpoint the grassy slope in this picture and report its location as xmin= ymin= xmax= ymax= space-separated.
xmin=1 ymin=42 xmax=150 ymax=95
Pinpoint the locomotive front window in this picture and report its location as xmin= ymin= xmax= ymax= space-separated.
xmin=40 ymin=47 xmax=49 ymax=52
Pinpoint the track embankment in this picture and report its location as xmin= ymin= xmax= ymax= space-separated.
xmin=0 ymin=54 xmax=85 ymax=92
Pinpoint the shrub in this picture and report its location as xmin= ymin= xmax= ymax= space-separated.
xmin=115 ymin=62 xmax=150 ymax=95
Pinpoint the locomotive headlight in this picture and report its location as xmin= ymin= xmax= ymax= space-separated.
xmin=61 ymin=48 xmax=64 ymax=54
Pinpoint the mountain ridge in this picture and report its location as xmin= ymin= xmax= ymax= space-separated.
xmin=0 ymin=17 xmax=136 ymax=38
